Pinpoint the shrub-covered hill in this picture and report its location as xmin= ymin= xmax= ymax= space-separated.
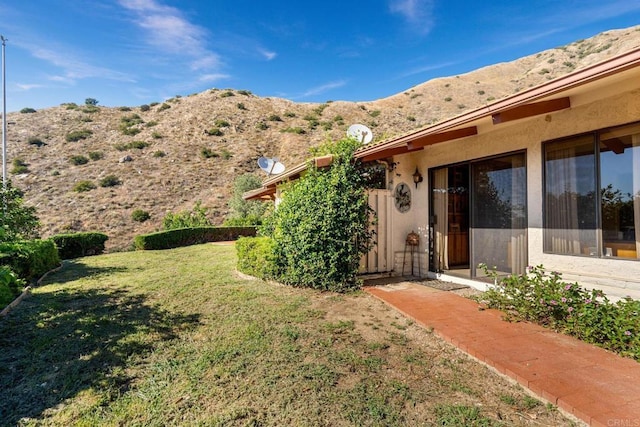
xmin=6 ymin=26 xmax=640 ymax=250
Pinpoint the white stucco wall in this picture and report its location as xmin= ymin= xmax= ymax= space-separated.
xmin=387 ymin=83 xmax=640 ymax=300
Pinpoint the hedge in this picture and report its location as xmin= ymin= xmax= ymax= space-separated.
xmin=134 ymin=226 xmax=256 ymax=250
xmin=235 ymin=236 xmax=276 ymax=280
xmin=51 ymin=232 xmax=109 ymax=259
xmin=0 ymin=239 xmax=60 ymax=283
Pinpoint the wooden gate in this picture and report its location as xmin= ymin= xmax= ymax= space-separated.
xmin=360 ymin=189 xmax=393 ymax=274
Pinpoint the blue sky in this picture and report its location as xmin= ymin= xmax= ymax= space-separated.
xmin=1 ymin=0 xmax=640 ymax=112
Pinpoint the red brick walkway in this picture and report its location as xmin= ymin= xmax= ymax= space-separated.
xmin=364 ymin=282 xmax=640 ymax=427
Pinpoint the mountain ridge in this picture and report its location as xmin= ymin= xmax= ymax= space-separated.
xmin=6 ymin=25 xmax=640 ymax=250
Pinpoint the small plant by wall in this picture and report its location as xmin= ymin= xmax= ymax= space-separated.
xmin=479 ymin=265 xmax=640 ymax=360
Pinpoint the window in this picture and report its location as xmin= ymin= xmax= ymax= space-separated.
xmin=543 ymin=123 xmax=640 ymax=260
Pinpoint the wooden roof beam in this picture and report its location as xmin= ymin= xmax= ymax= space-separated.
xmin=407 ymin=126 xmax=478 ymax=150
xmin=359 ymin=145 xmax=420 ymax=162
xmin=492 ymin=97 xmax=570 ymax=124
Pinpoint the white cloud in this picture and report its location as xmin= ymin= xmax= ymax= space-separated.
xmin=398 ymin=60 xmax=459 ymax=78
xmin=199 ymin=73 xmax=230 ymax=83
xmin=302 ymin=80 xmax=347 ymax=98
xmin=21 ymin=43 xmax=134 ymax=84
xmin=259 ymin=48 xmax=277 ymax=61
xmin=389 ymin=0 xmax=435 ymax=35
xmin=15 ymin=83 xmax=44 ymax=91
xmin=118 ymin=0 xmax=222 ymax=71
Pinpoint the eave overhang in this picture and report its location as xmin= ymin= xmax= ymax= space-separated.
xmin=245 ymin=45 xmax=640 ymax=200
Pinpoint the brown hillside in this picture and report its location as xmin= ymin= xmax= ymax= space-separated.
xmin=6 ymin=25 xmax=640 ymax=251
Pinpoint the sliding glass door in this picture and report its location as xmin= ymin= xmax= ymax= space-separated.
xmin=430 ymin=152 xmax=527 ymax=278
xmin=471 ymin=153 xmax=527 ymax=278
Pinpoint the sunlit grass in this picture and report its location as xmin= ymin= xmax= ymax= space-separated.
xmin=0 ymin=244 xmax=568 ymax=426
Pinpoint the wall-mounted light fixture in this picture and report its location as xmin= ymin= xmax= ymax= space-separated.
xmin=412 ymin=167 xmax=423 ymax=188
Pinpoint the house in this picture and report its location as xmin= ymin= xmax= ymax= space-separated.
xmin=246 ymin=45 xmax=640 ymax=301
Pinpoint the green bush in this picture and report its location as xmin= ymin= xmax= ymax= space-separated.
xmin=99 ymin=175 xmax=121 ymax=187
xmin=88 ymin=151 xmax=103 ymax=161
xmin=140 ymin=104 xmax=150 ymax=112
xmin=118 ymin=106 xmax=132 ymax=111
xmin=479 ymin=264 xmax=640 ymax=360
xmin=134 ymin=226 xmax=256 ymax=250
xmin=0 ymin=239 xmax=60 ymax=283
xmin=281 ymin=127 xmax=306 ymax=135
xmin=236 ymin=102 xmax=246 ymax=110
xmin=201 ymin=147 xmax=219 ymax=159
xmin=51 ymin=232 xmax=108 ymax=259
xmin=115 ymin=141 xmax=149 ymax=151
xmin=205 ymin=127 xmax=223 ymax=136
xmin=73 ymin=180 xmax=96 ymax=192
xmin=20 ymin=107 xmax=36 ymax=114
xmin=214 ymin=119 xmax=230 ymax=127
xmin=220 ymin=91 xmax=235 ymax=98
xmin=268 ymin=114 xmax=282 ymax=122
xmin=236 ymin=236 xmax=276 ymax=279
xmin=28 ymin=137 xmax=47 ymax=147
xmin=10 ymin=159 xmax=28 ymax=174
xmin=66 ymin=129 xmax=93 ymax=142
xmin=224 ymin=173 xmax=269 ymax=226
xmin=153 ymin=150 xmax=166 ymax=158
xmin=0 ymin=266 xmax=25 ymax=308
xmin=0 ymin=182 xmax=40 ymax=242
xmin=85 ymin=98 xmax=99 ymax=106
xmin=162 ymin=201 xmax=212 ymax=230
xmin=261 ymin=138 xmax=373 ymax=292
xmin=70 ymin=155 xmax=89 ymax=165
xmin=158 ymin=103 xmax=171 ymax=111
xmin=132 ymin=209 xmax=151 ymax=222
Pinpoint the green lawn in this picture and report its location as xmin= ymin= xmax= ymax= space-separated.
xmin=0 ymin=244 xmax=570 ymax=426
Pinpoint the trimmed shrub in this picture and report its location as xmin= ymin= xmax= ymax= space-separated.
xmin=51 ymin=232 xmax=108 ymax=259
xmin=134 ymin=226 xmax=256 ymax=250
xmin=236 ymin=236 xmax=276 ymax=279
xmin=0 ymin=239 xmax=60 ymax=283
xmin=132 ymin=209 xmax=151 ymax=222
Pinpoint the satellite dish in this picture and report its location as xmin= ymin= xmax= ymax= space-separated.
xmin=347 ymin=124 xmax=373 ymax=144
xmin=258 ymin=157 xmax=286 ymax=176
